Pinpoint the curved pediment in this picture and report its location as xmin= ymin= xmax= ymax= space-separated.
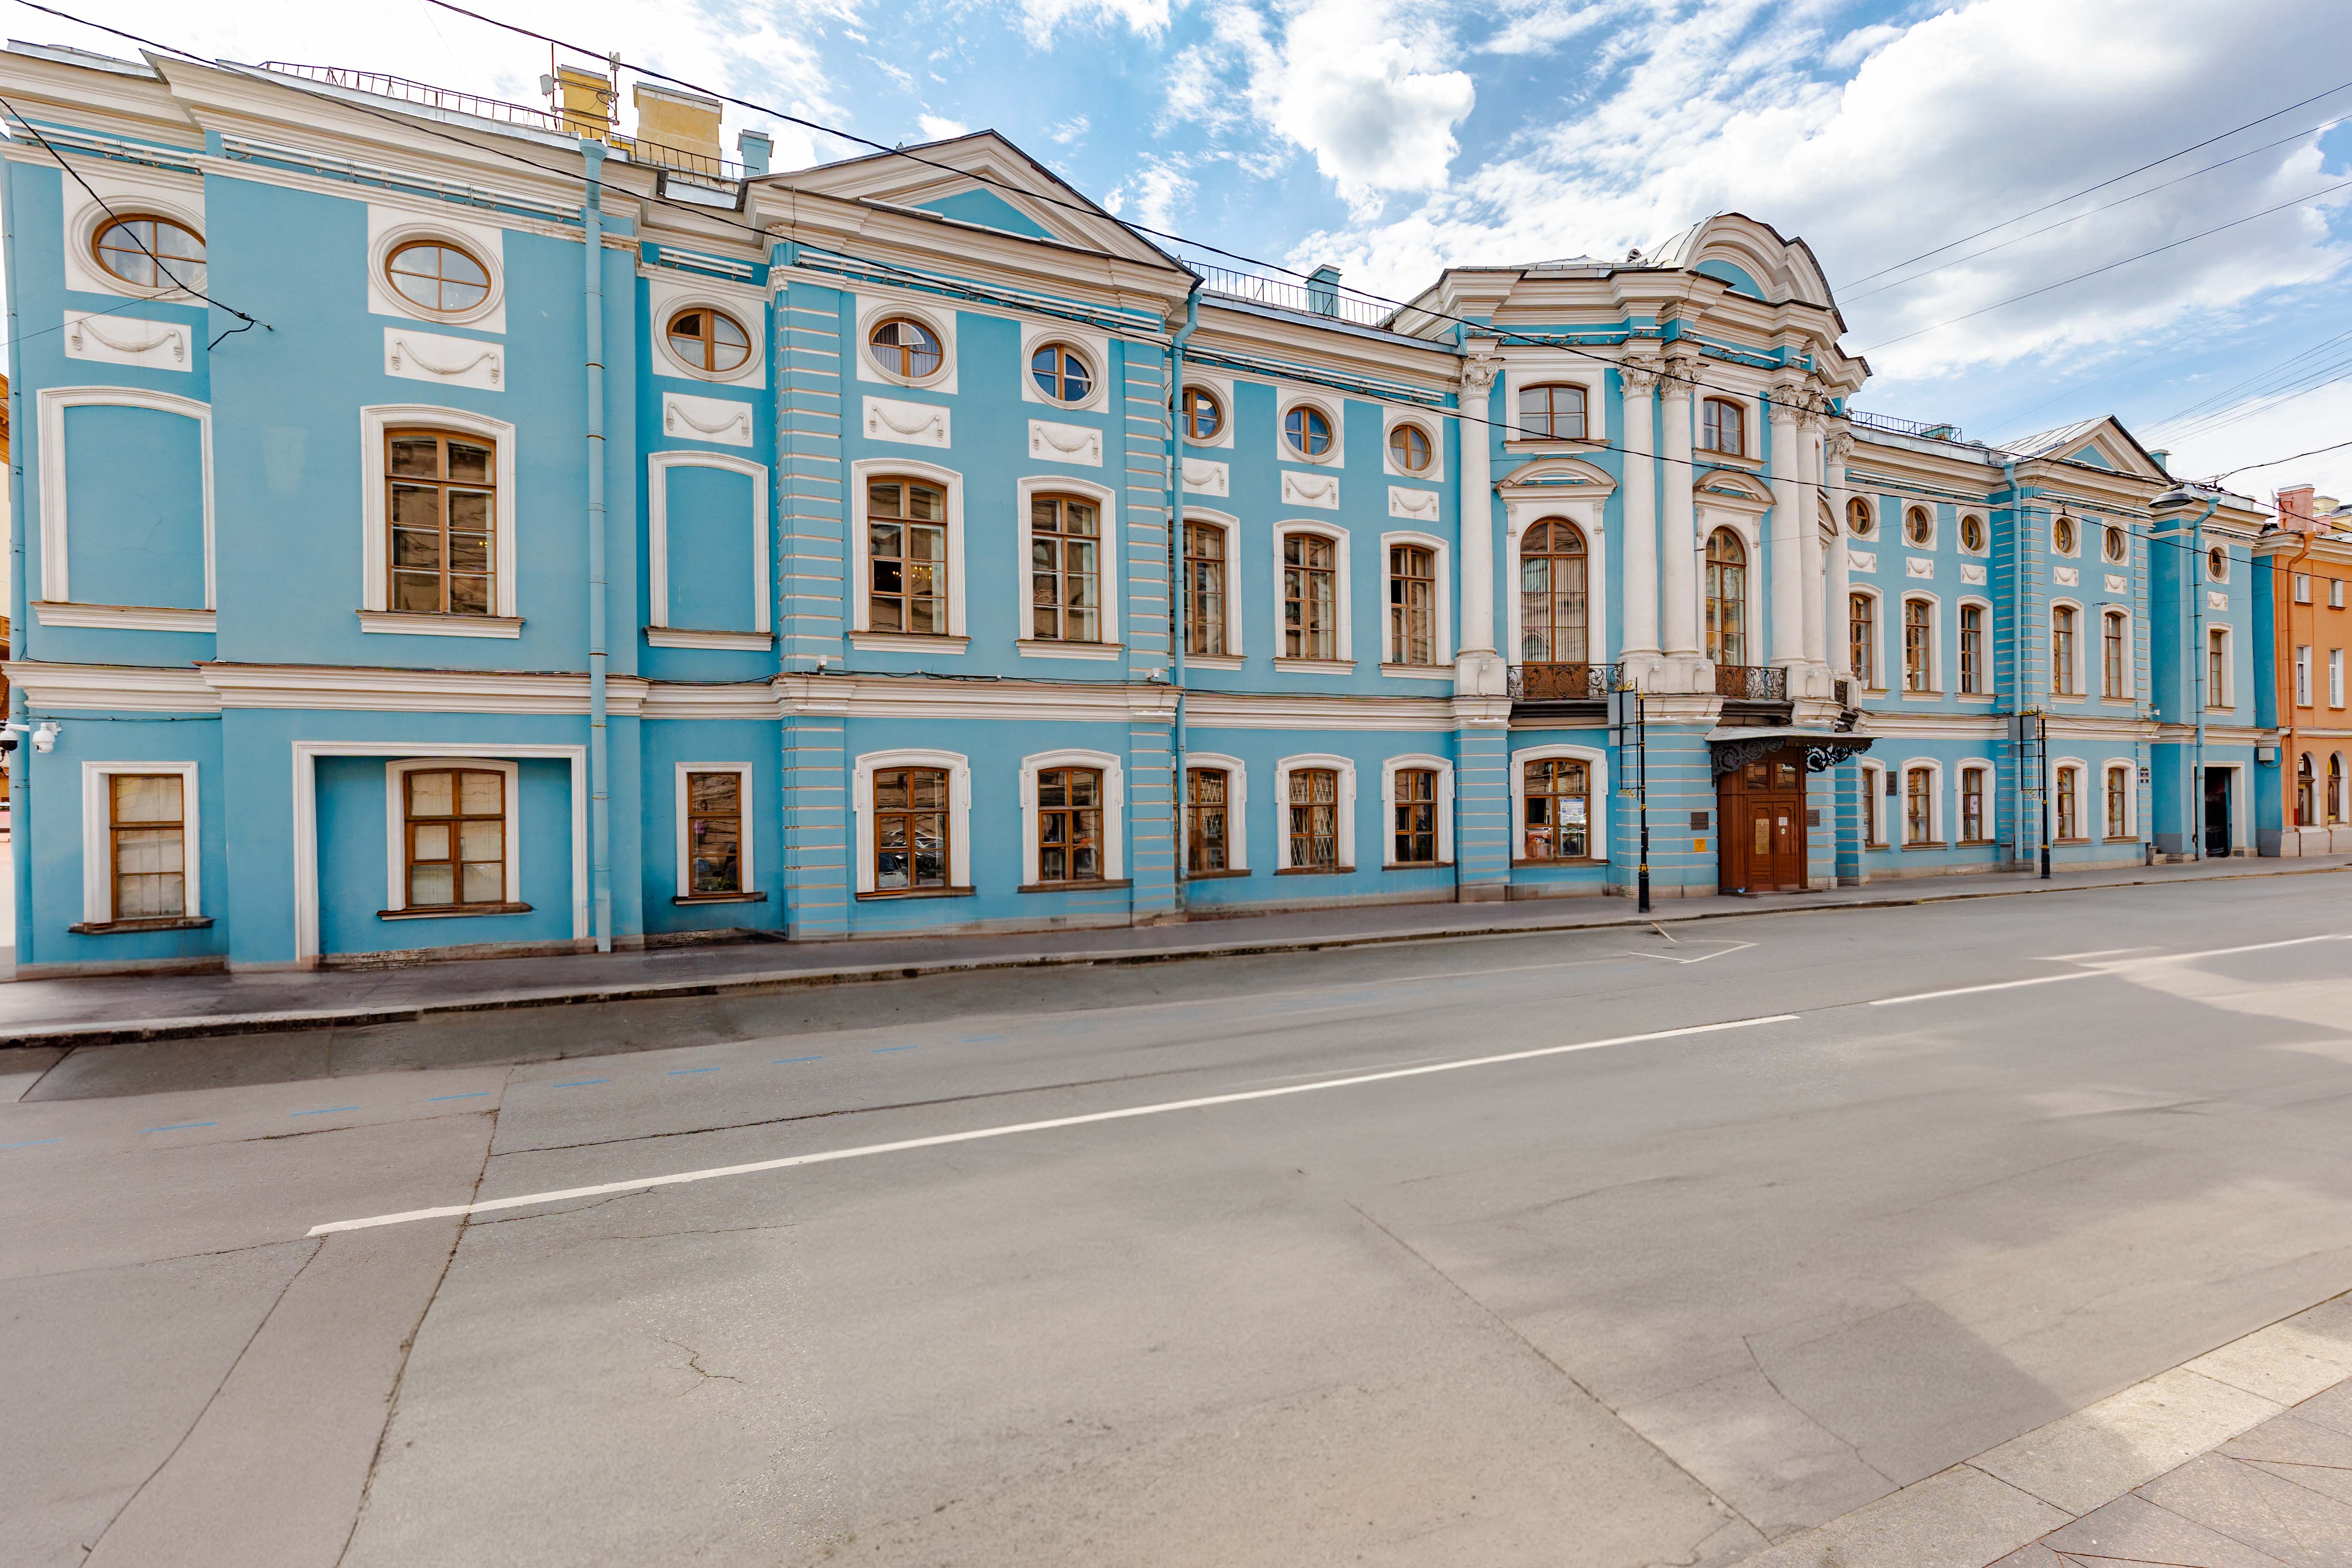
xmin=1647 ymin=212 xmax=1836 ymax=311
xmin=1496 ymin=455 xmax=1617 ymax=499
xmin=1694 ymin=466 xmax=1773 ymax=511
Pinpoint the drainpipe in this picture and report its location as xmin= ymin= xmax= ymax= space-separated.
xmin=582 ymin=140 xmax=612 ymax=951
xmin=3 ymin=164 xmax=28 ymax=969
xmin=2156 ymin=489 xmax=2220 ymax=859
xmin=1167 ymin=283 xmax=1200 ymax=909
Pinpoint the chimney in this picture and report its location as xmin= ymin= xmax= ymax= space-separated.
xmin=736 ymin=129 xmax=772 ymax=178
xmin=2278 ymin=484 xmax=2317 ymax=531
xmin=2147 ymin=448 xmax=2170 ymax=473
xmin=1307 ymin=264 xmax=1340 ymax=316
xmin=546 ymin=64 xmax=615 ymax=141
xmin=632 ymin=81 xmax=724 ymax=175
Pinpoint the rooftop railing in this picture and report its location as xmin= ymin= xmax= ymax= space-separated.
xmin=1846 ymin=409 xmax=1967 ymax=444
xmin=1187 ymin=261 xmax=1393 ymax=329
xmin=257 ymin=63 xmax=587 ymax=135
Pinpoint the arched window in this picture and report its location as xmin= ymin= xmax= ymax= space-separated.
xmin=866 ymin=477 xmax=948 ymax=634
xmin=2331 ymin=753 xmax=2346 ymax=823
xmin=2105 ymin=766 xmax=2129 ymax=840
xmin=1517 ymin=518 xmax=1588 ymax=665
xmin=1905 ymin=506 xmax=1933 ymax=546
xmin=2057 ymin=766 xmax=2082 ymax=841
xmin=1846 ymin=496 xmax=1873 ymax=537
xmin=1028 ymin=493 xmax=1101 ymax=643
xmin=1706 ymin=528 xmax=1747 ymax=666
xmin=868 ymin=317 xmax=943 ymax=379
xmin=2298 ymin=753 xmax=2316 ymax=827
xmin=1518 ymin=383 xmax=1586 ymax=441
xmin=1030 ymin=343 xmax=1094 ymax=404
xmin=1283 ymin=404 xmax=1334 ymax=458
xmin=1388 ymin=422 xmax=1433 ymax=472
xmin=1961 ymin=766 xmax=1989 ymax=843
xmin=2051 ymin=606 xmax=2079 ymax=695
xmin=385 ymin=239 xmax=491 ymax=314
xmin=1849 ymin=592 xmax=1875 ymax=686
xmin=1522 ymin=757 xmax=1590 ymax=859
xmin=1182 ymin=385 xmax=1224 ymax=441
xmin=1700 ymin=398 xmax=1744 ymax=455
xmin=92 ymin=213 xmax=205 ymax=291
xmin=667 ymin=306 xmax=751 ymax=374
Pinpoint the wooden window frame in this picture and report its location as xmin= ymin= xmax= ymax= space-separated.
xmin=1902 ymin=597 xmax=1933 ymax=692
xmin=2104 ymin=612 xmax=2128 ymax=699
xmin=2052 ymin=514 xmax=2078 ymax=556
xmin=871 ymin=764 xmax=954 ymax=894
xmin=110 ymin=772 xmax=187 ymax=922
xmin=1960 ymin=514 xmax=1987 ymax=554
xmin=1031 ymin=766 xmax=1107 ymax=886
xmin=1905 ymin=507 xmax=1934 ymax=548
xmin=2208 ymin=627 xmax=2229 ymax=707
xmin=1283 ymin=532 xmax=1339 ymax=661
xmin=2105 ymin=765 xmax=2134 ymax=840
xmin=1283 ymin=404 xmax=1335 ymax=459
xmin=868 ymin=316 xmax=944 ymax=380
xmin=1850 ymin=591 xmax=1877 ymax=688
xmin=1519 ymin=518 xmax=1590 ymax=666
xmin=866 ymin=475 xmax=951 ymax=636
xmin=395 ymin=765 xmax=515 ymax=914
xmin=1274 ymin=755 xmax=1354 ymax=872
xmin=385 ymin=427 xmax=499 ymax=618
xmin=1029 ymin=342 xmax=1094 ymax=404
xmin=1182 ymin=385 xmax=1225 ymax=442
xmin=1518 ymin=383 xmax=1587 ymax=442
xmin=1390 ymin=766 xmax=1440 ymax=867
xmin=1287 ymin=766 xmax=1343 ymax=872
xmin=1186 ymin=766 xmax=1234 ymax=876
xmin=91 ymin=212 xmax=206 ymax=292
xmin=1846 ymin=496 xmax=1874 ymax=538
xmin=78 ymin=760 xmax=205 ymax=932
xmin=1705 ymin=528 xmax=1748 ymax=667
xmin=1960 ymin=766 xmax=1990 ymax=844
xmin=1387 ymin=422 xmax=1434 ymax=473
xmin=1184 ymin=755 xmax=1249 ymax=874
xmin=385 ymin=238 xmax=492 ymax=315
xmin=2055 ymin=766 xmax=2082 ymax=843
xmin=1027 ymin=491 xmax=1105 ymax=644
xmin=666 ymin=306 xmax=752 ymax=374
xmin=1699 ymin=397 xmax=1745 ymax=456
xmin=1959 ymin=602 xmax=1985 ymax=694
xmin=1520 ymin=755 xmax=1594 ymax=862
xmin=1184 ymin=520 xmax=1228 ymax=657
xmin=1862 ymin=766 xmax=1889 ymax=849
xmin=1388 ymin=542 xmax=1438 ymax=666
xmin=676 ymin=763 xmax=759 ymax=903
xmin=1904 ymin=767 xmax=1934 ymax=846
xmin=2051 ymin=606 xmax=2079 ymax=695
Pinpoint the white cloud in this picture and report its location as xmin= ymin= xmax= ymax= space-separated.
xmin=1050 ymin=115 xmax=1090 ymax=144
xmin=1015 ymin=0 xmax=1177 ymax=46
xmin=917 ymin=113 xmax=970 ymax=140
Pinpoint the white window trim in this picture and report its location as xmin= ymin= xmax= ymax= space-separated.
xmin=38 ymin=386 xmax=215 ymax=610
xmin=1955 ymin=761 xmax=1995 ymax=843
xmin=1378 ymin=529 xmax=1453 ymax=671
xmin=2051 ymin=514 xmax=2082 ymax=559
xmin=1180 ymin=508 xmax=1242 ymax=659
xmin=2049 ymin=757 xmax=2089 ymax=841
xmin=289 ymin=741 xmax=587 ymax=965
xmin=382 ymin=756 xmax=522 ymax=914
xmin=2207 ymin=545 xmax=2231 ymax=583
xmin=648 ymin=276 xmax=767 ymax=388
xmin=1501 ymin=364 xmax=1607 ymax=446
xmin=1695 ymin=392 xmax=1755 ymax=459
xmin=1957 ymin=511 xmax=1990 ymax=557
xmin=2205 ymin=760 xmax=2251 ymax=851
xmin=1899 ymin=757 xmax=1945 ymax=844
xmin=360 ymin=404 xmax=520 ymax=620
xmin=1180 ymin=375 xmax=1236 ymax=450
xmin=2331 ymin=579 xmax=2345 ymax=609
xmin=851 ymin=748 xmax=973 ymax=894
xmin=1182 ymin=752 xmax=1248 ymax=873
xmin=2293 ymin=572 xmax=2312 ymax=604
xmin=1380 ymin=753 xmax=1455 ymax=866
xmin=1694 ymin=511 xmax=1759 ymax=666
xmin=368 ymin=210 xmax=506 ymax=332
xmin=1899 ymin=592 xmax=1939 ymax=695
xmin=2096 ymin=606 xmax=2136 ymax=700
xmin=2330 ymin=751 xmax=2348 ymax=821
xmin=674 ymin=761 xmax=756 ymax=897
xmin=854 ymin=293 xmax=958 ymax=394
xmin=647 ymin=451 xmax=770 ymax=634
xmin=1275 ymin=388 xmax=1346 ymax=466
xmin=1381 ymin=405 xmax=1446 ymax=481
xmin=2099 ymin=761 xmax=2138 ymax=839
xmin=2049 ymin=597 xmax=2087 ymax=700
xmin=848 ymin=457 xmax=968 ymax=641
xmin=2329 ymin=647 xmax=2345 ymax=709
xmin=1902 ymin=504 xmax=1938 ymax=551
xmin=1272 ymin=753 xmax=1359 ymax=871
xmin=1017 ymin=749 xmax=1126 ymax=885
xmin=1504 ymin=500 xmax=1611 ymax=673
xmin=1509 ymin=742 xmax=1609 ymax=862
xmin=2207 ymin=624 xmax=2234 ymax=708
xmin=1016 ymin=474 xmax=1120 ymax=654
xmin=1273 ymin=522 xmax=1353 ymax=665
xmin=1848 ymin=585 xmax=1886 ymax=690
xmin=1021 ymin=321 xmax=1110 ymax=412
xmin=1844 ymin=495 xmax=1878 ymax=542
xmin=1956 ymin=595 xmax=1993 ymax=696
xmin=80 ymin=759 xmax=202 ymax=925
xmin=64 ymin=170 xmax=205 ymax=304
xmin=2295 ymin=644 xmax=2314 ymax=708
xmin=1859 ymin=760 xmax=1890 ymax=846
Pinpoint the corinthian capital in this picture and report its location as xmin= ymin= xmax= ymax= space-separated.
xmin=1826 ymin=428 xmax=1857 ymax=462
xmin=1617 ymin=354 xmax=1661 ymax=395
xmin=1462 ymin=352 xmax=1504 ymax=392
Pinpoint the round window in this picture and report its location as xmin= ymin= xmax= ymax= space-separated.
xmin=1960 ymin=514 xmax=1985 ymax=552
xmin=1905 ymin=508 xmax=1932 ymax=545
xmin=869 ymin=317 xmax=943 ymax=380
xmin=92 ymin=214 xmax=206 ymax=291
xmin=2104 ymin=524 xmax=2126 ymax=562
xmin=1182 ymin=385 xmax=1224 ymax=441
xmin=1388 ymin=423 xmax=1432 ymax=473
xmin=2208 ymin=546 xmax=2227 ymax=581
xmin=386 ymin=240 xmax=491 ymax=314
xmin=667 ymin=307 xmax=751 ymax=374
xmin=2053 ymin=515 xmax=2076 ymax=554
xmin=1030 ymin=343 xmax=1093 ymax=403
xmin=1846 ymin=498 xmax=1873 ymax=537
xmin=1284 ymin=405 xmax=1333 ymax=458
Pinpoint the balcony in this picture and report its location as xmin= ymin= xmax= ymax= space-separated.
xmin=1714 ymin=664 xmax=1788 ymax=701
xmin=1509 ymin=662 xmax=1618 ymax=702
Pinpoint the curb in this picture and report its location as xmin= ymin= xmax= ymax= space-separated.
xmin=8 ymin=862 xmax=2346 ymax=1050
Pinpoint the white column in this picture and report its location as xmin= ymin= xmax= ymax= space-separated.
xmin=1798 ymin=406 xmax=1827 ymax=690
xmin=1767 ymin=380 xmax=1805 ymax=673
xmin=1454 ymin=347 xmax=1504 ymax=695
xmin=1658 ymin=355 xmax=1701 ymax=687
xmin=1826 ymin=429 xmax=1854 ymax=686
xmin=1617 ymin=355 xmax=1661 ymax=682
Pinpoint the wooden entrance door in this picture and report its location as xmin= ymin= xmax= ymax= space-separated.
xmin=1718 ymin=745 xmax=1808 ymax=894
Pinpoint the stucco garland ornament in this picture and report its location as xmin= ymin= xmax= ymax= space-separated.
xmin=71 ymin=315 xmax=185 ymax=363
xmin=868 ymin=402 xmax=944 ymax=438
xmin=390 ymin=337 xmax=500 ymax=385
xmin=667 ymin=401 xmax=751 ymax=440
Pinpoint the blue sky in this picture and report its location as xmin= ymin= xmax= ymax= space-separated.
xmin=21 ymin=0 xmax=2352 ymax=497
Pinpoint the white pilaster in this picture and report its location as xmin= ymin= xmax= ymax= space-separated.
xmin=1454 ymin=345 xmax=1504 ymax=695
xmin=1826 ymin=428 xmax=1854 ymax=687
xmin=1617 ymin=355 xmax=1661 ymax=685
xmin=1798 ymin=404 xmax=1828 ymax=694
xmin=1767 ymin=379 xmax=1805 ymax=674
xmin=1658 ymin=353 xmax=1702 ymax=688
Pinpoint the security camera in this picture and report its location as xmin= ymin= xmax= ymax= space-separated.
xmin=32 ymin=723 xmax=58 ymax=754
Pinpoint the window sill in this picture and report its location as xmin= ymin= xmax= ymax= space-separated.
xmin=2054 ymin=837 xmax=2093 ymax=847
xmin=1511 ymin=857 xmax=1606 ymax=868
xmin=359 ymin=610 xmax=523 ymax=639
xmin=855 ymin=885 xmax=975 ymax=900
xmin=1959 ymin=692 xmax=1998 ymax=703
xmin=1015 ymin=639 xmax=1123 ymax=662
xmin=672 ymin=891 xmax=768 ymax=905
xmin=1865 ymin=841 xmax=1890 ymax=851
xmin=1015 ymin=878 xmax=1133 ymax=894
xmin=1273 ymin=657 xmax=1356 ymax=674
xmin=1501 ymin=438 xmax=1604 ymax=455
xmin=35 ymin=600 xmax=216 ymax=633
xmin=849 ymin=631 xmax=970 ymax=653
xmin=646 ymin=626 xmax=772 ymax=651
xmin=1383 ymin=861 xmax=1453 ymax=871
xmin=1379 ymin=663 xmax=1452 ymax=681
xmin=1900 ymin=689 xmax=1943 ymax=700
xmin=68 ymin=915 xmax=214 ymax=935
xmin=1698 ymin=448 xmax=1762 ymax=470
xmin=378 ymin=902 xmax=534 ymax=920
xmin=1902 ymin=841 xmax=1948 ymax=851
xmin=2103 ymin=835 xmax=2139 ymax=844
xmin=1184 ymin=653 xmax=1246 ymax=670
xmin=1274 ymin=865 xmax=1355 ymax=876
xmin=1957 ymin=837 xmax=1997 ymax=847
xmin=1181 ymin=867 xmax=1251 ymax=880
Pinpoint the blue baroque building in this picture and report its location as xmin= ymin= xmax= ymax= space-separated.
xmin=0 ymin=45 xmax=2282 ymax=977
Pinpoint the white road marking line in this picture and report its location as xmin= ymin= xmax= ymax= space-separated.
xmin=1870 ymin=933 xmax=2351 ymax=1006
xmin=2046 ymin=947 xmax=2157 ymax=961
xmin=307 ymin=1013 xmax=1800 ymax=1236
xmin=1619 ymin=941 xmax=1757 ymax=966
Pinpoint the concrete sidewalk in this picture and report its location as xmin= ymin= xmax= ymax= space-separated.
xmin=5 ymin=854 xmax=2346 ymax=1048
xmin=1747 ymin=1290 xmax=2352 ymax=1567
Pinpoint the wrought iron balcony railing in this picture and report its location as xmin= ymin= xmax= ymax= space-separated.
xmin=1508 ymin=662 xmax=1619 ymax=701
xmin=1714 ymin=664 xmax=1788 ymax=701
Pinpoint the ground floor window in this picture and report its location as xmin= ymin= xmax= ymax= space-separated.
xmin=1186 ymin=767 xmax=1230 ymax=874
xmin=874 ymin=766 xmax=950 ymax=891
xmin=1035 ymin=766 xmax=1104 ymax=883
xmin=110 ymin=773 xmax=187 ymax=919
xmin=1905 ymin=768 xmax=1933 ymax=845
xmin=1392 ymin=767 xmax=1437 ymax=864
xmin=2106 ymin=766 xmax=2131 ymax=839
xmin=1960 ymin=768 xmax=1988 ymax=843
xmin=404 ymin=768 xmax=505 ymax=909
xmin=2056 ymin=767 xmax=2082 ymax=841
xmin=1523 ymin=757 xmax=1589 ymax=859
xmin=1288 ymin=768 xmax=1340 ymax=869
xmin=684 ymin=770 xmax=744 ymax=894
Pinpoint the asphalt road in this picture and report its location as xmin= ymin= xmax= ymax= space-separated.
xmin=6 ymin=877 xmax=2352 ymax=1567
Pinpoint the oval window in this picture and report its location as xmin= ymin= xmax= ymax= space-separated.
xmin=1284 ymin=405 xmax=1333 ymax=458
xmin=2053 ymin=515 xmax=2076 ymax=554
xmin=92 ymin=213 xmax=207 ymax=291
xmin=1960 ymin=514 xmax=1985 ymax=552
xmin=1905 ymin=507 xmax=1932 ymax=545
xmin=667 ymin=307 xmax=751 ymax=374
xmin=386 ymin=240 xmax=491 ymax=314
xmin=2208 ymin=546 xmax=2227 ymax=580
xmin=1846 ymin=497 xmax=1873 ymax=537
xmin=1388 ymin=423 xmax=1432 ymax=473
xmin=869 ymin=317 xmax=943 ymax=379
xmin=2104 ymin=524 xmax=2126 ymax=562
xmin=1182 ymin=385 xmax=1224 ymax=441
xmin=1030 ymin=343 xmax=1093 ymax=403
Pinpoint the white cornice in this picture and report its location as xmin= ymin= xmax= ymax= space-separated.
xmin=5 ymin=662 xmax=217 ymax=713
xmin=1184 ymin=690 xmax=1455 ymax=732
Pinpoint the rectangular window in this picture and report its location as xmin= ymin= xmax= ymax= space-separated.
xmin=1388 ymin=544 xmax=1436 ymax=665
xmin=873 ymin=766 xmax=949 ymax=891
xmin=2297 ymin=645 xmax=2314 ymax=707
xmin=1960 ymin=604 xmax=1983 ymax=694
xmin=2051 ymin=608 xmax=2077 ymax=695
xmin=1035 ymin=766 xmax=1103 ymax=883
xmin=2103 ymin=613 xmax=2126 ymax=698
xmin=1903 ymin=599 xmax=1931 ymax=692
xmin=2332 ymin=648 xmax=2345 ymax=707
xmin=2057 ymin=770 xmax=2080 ymax=841
xmin=2208 ymin=629 xmax=2226 ymax=706
xmin=2295 ymin=573 xmax=2312 ymax=604
xmin=1863 ymin=771 xmax=1885 ymax=848
xmin=2333 ymin=579 xmax=2346 ymax=609
xmin=1186 ymin=768 xmax=1229 ymax=874
xmin=1392 ymin=767 xmax=1438 ymax=864
xmin=684 ymin=770 xmax=743 ymax=895
xmin=2105 ymin=768 xmax=2128 ymax=839
xmin=1283 ymin=534 xmax=1336 ymax=660
xmin=1522 ymin=758 xmax=1589 ymax=860
xmin=1961 ymin=769 xmax=1986 ymax=843
xmin=1288 ymin=767 xmax=1340 ymax=869
xmin=387 ymin=430 xmax=496 ymax=616
xmin=867 ymin=479 xmax=948 ymax=635
xmin=1850 ymin=594 xmax=1875 ymax=687
xmin=1184 ymin=522 xmax=1226 ymax=656
xmin=1029 ymin=493 xmax=1101 ymax=642
xmin=1905 ymin=769 xmax=1932 ymax=844
xmin=404 ymin=768 xmax=505 ymax=909
xmin=110 ymin=773 xmax=187 ymax=920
